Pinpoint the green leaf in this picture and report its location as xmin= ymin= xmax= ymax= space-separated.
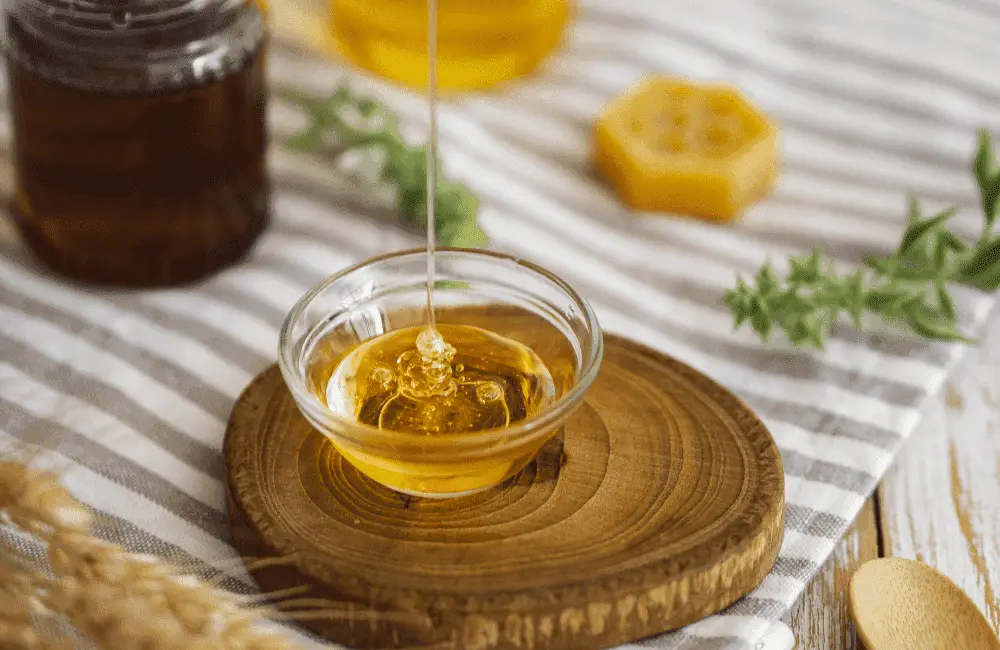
xmin=324 ymin=85 xmax=352 ymax=110
xmin=972 ymin=271 xmax=1000 ymax=292
xmin=840 ymin=270 xmax=865 ymax=329
xmin=435 ymin=280 xmax=472 ymax=290
xmin=905 ymin=194 xmax=921 ymax=224
xmin=728 ymin=305 xmax=750 ymax=329
xmin=448 ymin=185 xmax=481 ymax=222
xmin=956 ymin=233 xmax=1000 ymax=288
xmin=983 ymin=174 xmax=1000 ymax=229
xmin=865 ymin=255 xmax=898 ymax=277
xmin=747 ymin=295 xmax=775 ymax=339
xmin=886 ymin=264 xmax=938 ymax=283
xmin=397 ymin=186 xmax=426 ymax=223
xmin=865 ymin=284 xmax=917 ymax=317
xmin=897 ymin=206 xmax=958 ymax=257
xmin=905 ymin=304 xmax=972 ymax=343
xmin=443 ymin=223 xmax=490 ymax=249
xmin=788 ymin=249 xmax=823 ymax=283
xmin=974 ymin=129 xmax=998 ymax=194
xmin=357 ymin=97 xmax=379 ymax=117
xmin=936 ymin=280 xmax=957 ymax=322
xmin=932 ymin=237 xmax=949 ymax=276
xmin=724 ymin=298 xmax=743 ymax=327
xmin=960 ymin=258 xmax=1000 ymax=292
xmin=280 ymin=85 xmax=490 ymax=250
xmin=975 ymin=130 xmax=1000 ymax=227
xmin=807 ymin=322 xmax=828 ymax=349
xmin=277 ymin=87 xmax=326 ymax=112
xmin=721 ymin=131 xmax=996 ymax=350
xmin=723 ymin=280 xmax=755 ymax=328
xmin=784 ymin=317 xmax=811 ymax=346
xmin=755 ymin=262 xmax=780 ymax=295
xmin=789 ymin=310 xmax=823 ymax=349
xmin=723 ymin=278 xmax=750 ymax=302
xmin=286 ymin=127 xmax=324 ymax=152
xmin=938 ymin=230 xmax=969 ymax=254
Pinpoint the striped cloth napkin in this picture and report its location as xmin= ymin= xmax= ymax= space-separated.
xmin=1 ymin=1 xmax=997 ymax=648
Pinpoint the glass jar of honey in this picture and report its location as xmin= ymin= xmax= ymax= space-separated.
xmin=328 ymin=0 xmax=571 ymax=90
xmin=2 ymin=0 xmax=270 ymax=287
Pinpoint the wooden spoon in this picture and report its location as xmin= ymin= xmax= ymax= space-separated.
xmin=849 ymin=558 xmax=1000 ymax=650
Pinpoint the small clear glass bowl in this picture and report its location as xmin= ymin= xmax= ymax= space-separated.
xmin=278 ymin=248 xmax=603 ymax=498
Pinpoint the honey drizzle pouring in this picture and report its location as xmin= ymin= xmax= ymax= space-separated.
xmin=408 ymin=0 xmax=463 ymax=408
xmin=340 ymin=0 xmax=514 ymax=433
xmin=324 ymin=0 xmax=556 ymax=437
xmin=425 ymin=0 xmax=439 ymax=332
xmin=410 ymin=0 xmax=459 ymax=403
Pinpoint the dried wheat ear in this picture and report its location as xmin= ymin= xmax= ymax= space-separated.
xmin=0 ymin=460 xmax=375 ymax=650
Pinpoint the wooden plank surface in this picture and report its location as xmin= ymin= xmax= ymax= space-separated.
xmin=786 ymin=499 xmax=879 ymax=650
xmin=790 ymin=306 xmax=1000 ymax=649
xmin=878 ymin=314 xmax=1000 ymax=636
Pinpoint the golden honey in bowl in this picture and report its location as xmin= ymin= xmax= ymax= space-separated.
xmin=324 ymin=324 xmax=555 ymax=434
xmin=299 ymin=304 xmax=580 ymax=497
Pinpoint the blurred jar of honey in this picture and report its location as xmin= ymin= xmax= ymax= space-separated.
xmin=271 ymin=0 xmax=571 ymax=91
xmin=330 ymin=0 xmax=571 ymax=90
xmin=3 ymin=0 xmax=270 ymax=287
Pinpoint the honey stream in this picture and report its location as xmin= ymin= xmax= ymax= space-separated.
xmin=323 ymin=0 xmax=556 ymax=445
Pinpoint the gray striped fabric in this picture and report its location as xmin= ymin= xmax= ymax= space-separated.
xmin=1 ymin=0 xmax=997 ymax=648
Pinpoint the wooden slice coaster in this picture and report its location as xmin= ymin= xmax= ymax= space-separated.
xmin=225 ymin=334 xmax=784 ymax=650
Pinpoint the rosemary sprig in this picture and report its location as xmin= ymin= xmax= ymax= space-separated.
xmin=280 ymin=85 xmax=490 ymax=249
xmin=724 ymin=129 xmax=1000 ymax=348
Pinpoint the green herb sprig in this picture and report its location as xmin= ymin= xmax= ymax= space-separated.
xmin=280 ymin=85 xmax=489 ymax=248
xmin=724 ymin=130 xmax=1000 ymax=349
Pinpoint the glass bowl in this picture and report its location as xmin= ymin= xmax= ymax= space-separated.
xmin=278 ymin=248 xmax=603 ymax=498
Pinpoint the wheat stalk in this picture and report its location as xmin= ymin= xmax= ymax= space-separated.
xmin=0 ymin=457 xmax=434 ymax=648
xmin=0 ymin=462 xmax=90 ymax=536
xmin=0 ymin=460 xmax=304 ymax=649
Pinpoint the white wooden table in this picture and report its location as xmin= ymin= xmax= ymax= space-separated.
xmin=787 ymin=307 xmax=1000 ymax=648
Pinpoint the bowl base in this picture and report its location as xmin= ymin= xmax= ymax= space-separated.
xmin=387 ymin=484 xmax=498 ymax=499
xmin=224 ymin=334 xmax=785 ymax=650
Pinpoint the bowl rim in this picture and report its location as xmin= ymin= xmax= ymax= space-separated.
xmin=277 ymin=247 xmax=604 ymax=452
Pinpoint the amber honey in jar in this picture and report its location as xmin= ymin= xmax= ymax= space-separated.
xmin=3 ymin=0 xmax=270 ymax=287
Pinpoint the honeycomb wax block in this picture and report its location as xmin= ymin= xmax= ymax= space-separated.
xmin=594 ymin=75 xmax=780 ymax=222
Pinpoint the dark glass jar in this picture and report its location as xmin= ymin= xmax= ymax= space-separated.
xmin=2 ymin=0 xmax=270 ymax=287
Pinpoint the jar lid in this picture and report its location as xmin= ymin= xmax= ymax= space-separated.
xmin=5 ymin=0 xmax=265 ymax=92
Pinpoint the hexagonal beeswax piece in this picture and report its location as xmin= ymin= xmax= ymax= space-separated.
xmin=594 ymin=75 xmax=779 ymax=222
